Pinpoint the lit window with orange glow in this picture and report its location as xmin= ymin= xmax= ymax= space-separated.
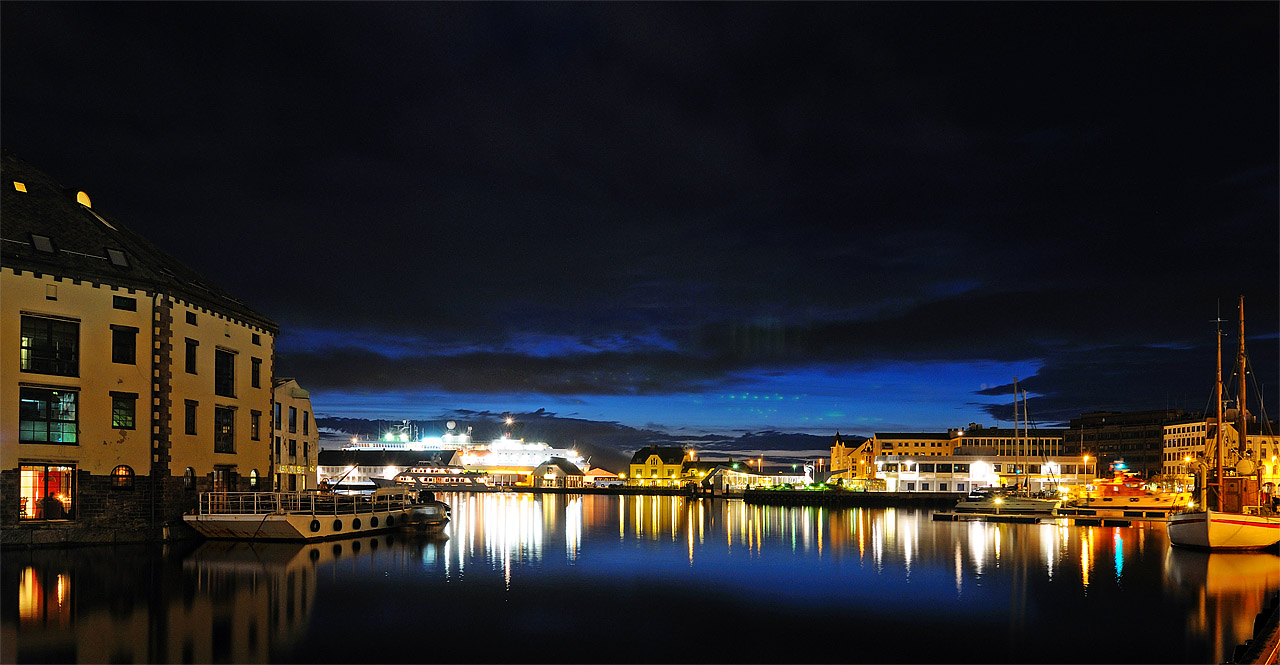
xmin=13 ymin=181 xmax=27 ymax=192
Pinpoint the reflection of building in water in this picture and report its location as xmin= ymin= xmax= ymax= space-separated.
xmin=1 ymin=537 xmax=436 ymax=664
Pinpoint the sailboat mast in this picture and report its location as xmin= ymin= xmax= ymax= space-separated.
xmin=1237 ymin=295 xmax=1247 ymax=457
xmin=1214 ymin=313 xmax=1224 ymax=511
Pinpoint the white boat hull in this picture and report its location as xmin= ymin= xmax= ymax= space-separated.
xmin=183 ymin=507 xmax=437 ymax=540
xmin=954 ymin=496 xmax=1061 ymax=516
xmin=1167 ymin=509 xmax=1280 ymax=549
xmin=182 ymin=490 xmax=448 ymax=541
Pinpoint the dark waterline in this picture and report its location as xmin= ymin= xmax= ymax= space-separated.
xmin=3 ymin=493 xmax=1277 ymax=664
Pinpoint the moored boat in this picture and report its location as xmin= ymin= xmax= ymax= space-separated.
xmin=954 ymin=487 xmax=1062 ymax=516
xmin=1168 ymin=297 xmax=1280 ymax=550
xmin=1058 ymin=460 xmax=1192 ymax=518
xmin=1167 ymin=509 xmax=1280 ymax=549
xmin=183 ymin=487 xmax=449 ymax=540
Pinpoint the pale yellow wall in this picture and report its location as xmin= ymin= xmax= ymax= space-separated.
xmin=272 ymin=379 xmax=318 ymax=491
xmin=2 ymin=270 xmax=152 ymax=475
xmin=167 ymin=298 xmax=274 ymax=485
xmin=1 ymin=268 xmax=274 ymax=484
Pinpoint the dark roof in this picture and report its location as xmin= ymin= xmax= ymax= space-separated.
xmin=1 ymin=151 xmax=276 ymax=332
xmin=874 ymin=432 xmax=957 ymax=440
xmin=630 ymin=445 xmax=686 ymax=464
xmin=317 ymin=449 xmax=456 ymax=467
xmin=538 ymin=457 xmax=584 ymax=476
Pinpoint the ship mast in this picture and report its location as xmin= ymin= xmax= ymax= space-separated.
xmin=1236 ymin=295 xmax=1248 ymax=459
xmin=1213 ymin=310 xmax=1224 ymax=512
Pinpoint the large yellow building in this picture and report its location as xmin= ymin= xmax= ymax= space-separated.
xmin=1 ymin=152 xmax=278 ymax=545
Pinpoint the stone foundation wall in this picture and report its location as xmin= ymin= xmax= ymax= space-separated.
xmin=0 ymin=469 xmax=206 ymax=548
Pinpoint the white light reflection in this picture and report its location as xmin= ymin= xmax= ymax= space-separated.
xmin=565 ymin=496 xmax=581 ymax=561
xmin=954 ymin=540 xmax=963 ymax=597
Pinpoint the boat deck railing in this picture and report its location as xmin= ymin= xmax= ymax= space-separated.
xmin=195 ymin=489 xmax=414 ymax=516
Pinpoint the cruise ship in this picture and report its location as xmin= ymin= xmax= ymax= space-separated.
xmin=317 ymin=420 xmax=590 ymax=490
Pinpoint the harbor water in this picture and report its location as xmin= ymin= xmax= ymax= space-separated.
xmin=3 ymin=493 xmax=1277 ymax=663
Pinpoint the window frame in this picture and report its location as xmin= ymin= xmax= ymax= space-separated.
xmin=110 ymin=325 xmax=138 ymax=365
xmin=19 ymin=386 xmax=79 ymax=445
xmin=214 ymin=406 xmax=235 ymax=454
xmin=20 ymin=315 xmax=79 ymax=377
xmin=19 ymin=463 xmax=76 ymax=520
xmin=111 ymin=465 xmax=135 ymax=489
xmin=214 ymin=348 xmax=236 ymax=398
xmin=110 ymin=392 xmax=137 ymax=430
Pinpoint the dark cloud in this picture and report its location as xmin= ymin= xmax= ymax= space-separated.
xmin=4 ymin=2 xmax=1276 ymax=432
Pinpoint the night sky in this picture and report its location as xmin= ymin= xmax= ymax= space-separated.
xmin=4 ymin=3 xmax=1277 ymax=445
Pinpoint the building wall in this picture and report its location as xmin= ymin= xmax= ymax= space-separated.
xmin=167 ymin=297 xmax=274 ymax=491
xmin=629 ymin=453 xmax=685 ymax=486
xmin=271 ymin=380 xmax=317 ymax=492
xmin=1067 ymin=410 xmax=1184 ymax=479
xmin=1 ymin=268 xmax=275 ymax=545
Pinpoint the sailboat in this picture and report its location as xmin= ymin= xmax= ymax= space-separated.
xmin=1167 ymin=297 xmax=1280 ymax=549
xmin=953 ymin=378 xmax=1063 ymax=516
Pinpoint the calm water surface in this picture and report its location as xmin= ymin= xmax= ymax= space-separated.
xmin=3 ymin=493 xmax=1278 ymax=663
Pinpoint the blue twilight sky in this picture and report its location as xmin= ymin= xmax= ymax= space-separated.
xmin=2 ymin=3 xmax=1276 ymax=440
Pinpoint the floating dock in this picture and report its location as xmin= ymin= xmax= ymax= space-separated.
xmin=931 ymin=512 xmax=1171 ymax=527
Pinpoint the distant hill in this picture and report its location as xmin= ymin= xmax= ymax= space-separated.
xmin=315 ymin=410 xmax=860 ymax=473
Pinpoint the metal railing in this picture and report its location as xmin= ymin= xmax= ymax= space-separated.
xmin=196 ymin=489 xmax=413 ymax=516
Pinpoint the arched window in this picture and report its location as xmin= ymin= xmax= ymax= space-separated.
xmin=111 ymin=465 xmax=134 ymax=489
xmin=249 ymin=469 xmax=259 ymax=490
xmin=183 ymin=467 xmax=196 ymax=489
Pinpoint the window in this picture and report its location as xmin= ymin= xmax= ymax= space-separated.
xmin=249 ymin=469 xmax=259 ymax=490
xmin=111 ymin=465 xmax=134 ymax=489
xmin=112 ymin=296 xmax=137 ymax=311
xmin=214 ymin=407 xmax=235 ymax=453
xmin=20 ymin=315 xmax=79 ymax=376
xmin=273 ymin=403 xmax=281 ymax=429
xmin=111 ymin=392 xmax=136 ymax=429
xmin=19 ymin=387 xmax=78 ymax=444
xmin=953 ymin=464 xmax=969 ymax=473
xmin=275 ymin=437 xmax=281 ymax=460
xmin=19 ymin=464 xmax=75 ymax=520
xmin=288 ymin=406 xmax=297 ymax=433
xmin=303 ymin=411 xmax=309 ymax=436
xmin=184 ymin=467 xmax=196 ymax=489
xmin=111 ymin=326 xmax=137 ymax=364
xmin=303 ymin=441 xmax=309 ymax=462
xmin=106 ymin=249 xmax=129 ymax=267
xmin=906 ymin=482 xmax=915 ymax=491
xmin=187 ymin=311 xmax=197 ymax=325
xmin=251 ymin=358 xmax=261 ymax=388
xmin=31 ymin=234 xmax=54 ymax=253
xmin=935 ymin=463 xmax=953 ymax=473
xmin=992 ymin=464 xmax=1002 ymax=472
xmin=185 ymin=400 xmax=197 ymax=435
xmin=288 ymin=439 xmax=297 ymax=458
xmin=252 ymin=333 xmax=260 ymax=345
xmin=214 ymin=349 xmax=235 ymax=397
xmin=918 ymin=463 xmax=935 ymax=473
xmin=939 ymin=483 xmax=948 ymax=491
xmin=185 ymin=339 xmax=198 ymax=374
xmin=250 ymin=410 xmax=261 ymax=440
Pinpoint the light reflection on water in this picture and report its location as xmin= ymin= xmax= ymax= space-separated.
xmin=2 ymin=493 xmax=1277 ymax=664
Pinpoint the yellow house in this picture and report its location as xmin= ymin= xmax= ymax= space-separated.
xmin=628 ymin=446 xmax=688 ymax=487
xmin=828 ymin=432 xmax=873 ymax=483
xmin=272 ymin=378 xmax=318 ymax=491
xmin=1 ymin=152 xmax=278 ymax=545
